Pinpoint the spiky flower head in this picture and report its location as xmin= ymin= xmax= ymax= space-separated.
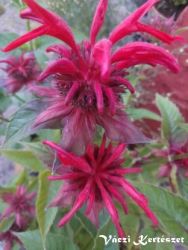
xmin=0 ymin=53 xmax=40 ymax=93
xmin=44 ymin=136 xmax=158 ymax=237
xmin=0 ymin=185 xmax=36 ymax=229
xmin=3 ymin=0 xmax=180 ymax=152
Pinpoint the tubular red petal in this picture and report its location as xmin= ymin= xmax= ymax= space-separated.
xmin=44 ymin=141 xmax=91 ymax=173
xmin=90 ymin=0 xmax=108 ymax=45
xmin=97 ymin=134 xmax=107 ymax=163
xmin=103 ymin=87 xmax=116 ymax=115
xmin=38 ymin=58 xmax=80 ymax=81
xmin=0 ymin=60 xmax=15 ymax=66
xmin=34 ymin=102 xmax=72 ymax=127
xmin=136 ymin=22 xmax=183 ymax=44
xmin=86 ymin=144 xmax=97 ymax=166
xmin=109 ymin=0 xmax=159 ymax=44
xmin=29 ymin=86 xmax=59 ymax=97
xmin=46 ymin=44 xmax=71 ymax=57
xmin=49 ymin=173 xmax=85 ymax=181
xmin=23 ymin=0 xmax=77 ymax=50
xmin=64 ymin=82 xmax=80 ymax=105
xmin=99 ymin=111 xmax=150 ymax=144
xmin=104 ymin=181 xmax=128 ymax=214
xmin=115 ymin=167 xmax=142 ymax=175
xmin=23 ymin=0 xmax=56 ymax=22
xmin=120 ymin=179 xmax=159 ymax=226
xmin=3 ymin=26 xmax=47 ymax=52
xmin=112 ymin=76 xmax=135 ymax=94
xmin=94 ymin=82 xmax=104 ymax=114
xmin=58 ymin=180 xmax=91 ymax=227
xmin=92 ymin=38 xmax=112 ymax=80
xmin=102 ymin=144 xmax=126 ymax=169
xmin=96 ymin=178 xmax=125 ymax=237
xmin=20 ymin=8 xmax=42 ymax=23
xmin=48 ymin=176 xmax=64 ymax=181
xmin=85 ymin=184 xmax=95 ymax=215
xmin=112 ymin=42 xmax=180 ymax=73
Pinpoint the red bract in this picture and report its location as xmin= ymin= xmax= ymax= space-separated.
xmin=135 ymin=7 xmax=188 ymax=134
xmin=157 ymin=142 xmax=188 ymax=178
xmin=0 ymin=53 xmax=40 ymax=93
xmin=0 ymin=186 xmax=36 ymax=229
xmin=2 ymin=0 xmax=180 ymax=152
xmin=0 ymin=228 xmax=22 ymax=250
xmin=44 ymin=136 xmax=158 ymax=237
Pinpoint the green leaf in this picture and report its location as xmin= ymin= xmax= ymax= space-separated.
xmin=156 ymin=94 xmax=187 ymax=145
xmin=119 ymin=213 xmax=140 ymax=250
xmin=11 ymin=0 xmax=25 ymax=8
xmin=4 ymin=99 xmax=45 ymax=145
xmin=134 ymin=182 xmax=188 ymax=245
xmin=36 ymin=170 xmax=59 ymax=249
xmin=0 ymin=149 xmax=44 ymax=171
xmin=128 ymin=108 xmax=161 ymax=121
xmin=16 ymin=230 xmax=78 ymax=250
xmin=140 ymin=227 xmax=175 ymax=250
xmin=0 ymin=216 xmax=14 ymax=233
xmin=0 ymin=33 xmax=20 ymax=57
xmin=92 ymin=216 xmax=119 ymax=250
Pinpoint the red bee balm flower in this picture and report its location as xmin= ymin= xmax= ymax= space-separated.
xmin=0 ymin=229 xmax=22 ymax=250
xmin=44 ymin=136 xmax=158 ymax=237
xmin=0 ymin=53 xmax=40 ymax=93
xmin=0 ymin=186 xmax=36 ymax=229
xmin=3 ymin=0 xmax=180 ymax=152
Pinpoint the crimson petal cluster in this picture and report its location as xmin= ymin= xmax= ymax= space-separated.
xmin=0 ymin=186 xmax=36 ymax=250
xmin=0 ymin=53 xmax=40 ymax=93
xmin=3 ymin=0 xmax=180 ymax=153
xmin=0 ymin=186 xmax=36 ymax=228
xmin=44 ymin=136 xmax=158 ymax=237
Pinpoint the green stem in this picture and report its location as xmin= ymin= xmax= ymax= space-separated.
xmin=13 ymin=94 xmax=25 ymax=103
xmin=26 ymin=20 xmax=35 ymax=51
xmin=168 ymin=155 xmax=180 ymax=194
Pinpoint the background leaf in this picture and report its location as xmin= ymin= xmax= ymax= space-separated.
xmin=4 ymin=99 xmax=47 ymax=146
xmin=156 ymin=94 xmax=188 ymax=146
xmin=0 ymin=149 xmax=44 ymax=171
xmin=134 ymin=182 xmax=188 ymax=245
xmin=36 ymin=170 xmax=60 ymax=249
xmin=16 ymin=230 xmax=78 ymax=250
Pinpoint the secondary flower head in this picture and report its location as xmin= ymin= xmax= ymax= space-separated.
xmin=0 ymin=185 xmax=36 ymax=229
xmin=157 ymin=142 xmax=188 ymax=178
xmin=44 ymin=136 xmax=158 ymax=237
xmin=3 ymin=0 xmax=180 ymax=152
xmin=0 ymin=224 xmax=23 ymax=250
xmin=0 ymin=53 xmax=40 ymax=93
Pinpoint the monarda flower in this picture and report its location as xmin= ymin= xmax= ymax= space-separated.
xmin=0 ymin=186 xmax=36 ymax=229
xmin=3 ymin=0 xmax=180 ymax=152
xmin=157 ymin=142 xmax=188 ymax=178
xmin=134 ymin=7 xmax=188 ymax=135
xmin=0 ymin=53 xmax=40 ymax=93
xmin=44 ymin=136 xmax=158 ymax=237
xmin=0 ymin=224 xmax=23 ymax=250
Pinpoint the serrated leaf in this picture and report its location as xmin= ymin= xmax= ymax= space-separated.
xmin=128 ymin=108 xmax=161 ymax=121
xmin=36 ymin=170 xmax=59 ymax=249
xmin=140 ymin=227 xmax=175 ymax=250
xmin=92 ymin=216 xmax=119 ymax=250
xmin=0 ymin=216 xmax=14 ymax=233
xmin=134 ymin=182 xmax=188 ymax=245
xmin=156 ymin=94 xmax=187 ymax=145
xmin=0 ymin=149 xmax=44 ymax=171
xmin=4 ymin=100 xmax=45 ymax=146
xmin=16 ymin=230 xmax=78 ymax=250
